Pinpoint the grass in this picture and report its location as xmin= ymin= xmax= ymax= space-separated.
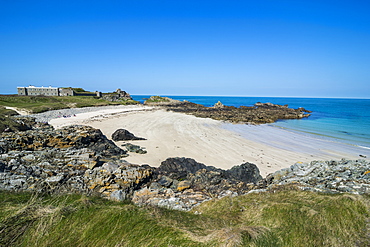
xmin=196 ymin=187 xmax=370 ymax=246
xmin=0 ymin=95 xmax=139 ymax=114
xmin=1 ymin=188 xmax=369 ymax=246
xmin=0 ymin=106 xmax=27 ymax=132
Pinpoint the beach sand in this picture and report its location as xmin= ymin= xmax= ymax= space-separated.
xmin=50 ymin=106 xmax=370 ymax=177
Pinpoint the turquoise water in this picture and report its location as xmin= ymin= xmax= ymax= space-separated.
xmin=132 ymin=95 xmax=370 ymax=148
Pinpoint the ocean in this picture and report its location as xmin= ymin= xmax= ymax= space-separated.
xmin=132 ymin=95 xmax=370 ymax=148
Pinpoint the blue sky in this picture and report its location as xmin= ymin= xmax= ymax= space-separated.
xmin=1 ymin=0 xmax=369 ymax=98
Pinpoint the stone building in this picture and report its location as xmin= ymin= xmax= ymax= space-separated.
xmin=17 ymin=86 xmax=59 ymax=96
xmin=58 ymin=88 xmax=75 ymax=96
xmin=17 ymin=86 xmax=101 ymax=97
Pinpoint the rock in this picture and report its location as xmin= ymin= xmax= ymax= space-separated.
xmin=0 ymin=125 xmax=126 ymax=158
xmin=157 ymin=176 xmax=173 ymax=187
xmin=9 ymin=178 xmax=27 ymax=188
xmin=101 ymin=89 xmax=133 ymax=102
xmin=213 ymin=101 xmax=224 ymax=108
xmin=21 ymin=154 xmax=36 ymax=162
xmin=261 ymin=159 xmax=370 ymax=194
xmin=177 ymin=180 xmax=191 ymax=191
xmin=226 ymin=162 xmax=263 ymax=183
xmin=157 ymin=197 xmax=187 ymax=211
xmin=45 ymin=175 xmax=65 ymax=186
xmin=111 ymin=129 xmax=146 ymax=141
xmin=102 ymin=162 xmax=120 ymax=173
xmin=123 ymin=143 xmax=147 ymax=154
xmin=140 ymin=157 xmax=263 ymax=210
xmin=110 ymin=190 xmax=126 ymax=201
xmin=0 ymin=161 xmax=5 ymax=172
xmin=158 ymin=157 xmax=216 ymax=180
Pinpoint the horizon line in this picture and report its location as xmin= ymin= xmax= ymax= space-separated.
xmin=131 ymin=94 xmax=370 ymax=100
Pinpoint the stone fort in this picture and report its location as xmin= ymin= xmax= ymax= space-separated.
xmin=17 ymin=86 xmax=102 ymax=97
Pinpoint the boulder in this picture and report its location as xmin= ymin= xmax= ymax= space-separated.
xmin=110 ymin=190 xmax=127 ymax=201
xmin=123 ymin=143 xmax=147 ymax=154
xmin=158 ymin=157 xmax=216 ymax=180
xmin=111 ymin=129 xmax=146 ymax=141
xmin=177 ymin=180 xmax=191 ymax=191
xmin=226 ymin=163 xmax=262 ymax=183
xmin=213 ymin=101 xmax=224 ymax=108
xmin=156 ymin=157 xmax=262 ymax=196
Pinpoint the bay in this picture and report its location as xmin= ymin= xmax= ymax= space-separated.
xmin=132 ymin=95 xmax=370 ymax=148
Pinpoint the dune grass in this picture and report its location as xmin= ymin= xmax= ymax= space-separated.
xmin=0 ymin=188 xmax=369 ymax=246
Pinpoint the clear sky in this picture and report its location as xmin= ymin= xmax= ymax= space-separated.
xmin=1 ymin=0 xmax=369 ymax=98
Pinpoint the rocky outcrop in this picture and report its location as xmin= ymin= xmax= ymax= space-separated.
xmin=132 ymin=158 xmax=262 ymax=210
xmin=144 ymin=96 xmax=182 ymax=106
xmin=2 ymin=120 xmax=369 ymax=212
xmin=122 ymin=143 xmax=147 ymax=154
xmin=111 ymin=129 xmax=146 ymax=141
xmin=0 ymin=113 xmax=48 ymax=133
xmin=101 ymin=88 xmax=133 ymax=102
xmin=0 ymin=149 xmax=153 ymax=200
xmin=258 ymin=159 xmax=370 ymax=194
xmin=0 ymin=124 xmax=153 ymax=200
xmin=0 ymin=125 xmax=126 ymax=158
xmin=0 ymin=126 xmax=264 ymax=210
xmin=164 ymin=100 xmax=311 ymax=124
xmin=213 ymin=101 xmax=224 ymax=108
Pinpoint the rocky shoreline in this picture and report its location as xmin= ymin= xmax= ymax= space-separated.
xmin=145 ymin=96 xmax=312 ymax=124
xmin=1 ymin=121 xmax=369 ymax=211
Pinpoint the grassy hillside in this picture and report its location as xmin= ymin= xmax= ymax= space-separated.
xmin=1 ymin=188 xmax=369 ymax=246
xmin=0 ymin=106 xmax=28 ymax=132
xmin=0 ymin=95 xmax=139 ymax=114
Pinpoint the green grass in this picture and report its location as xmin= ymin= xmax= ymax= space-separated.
xmin=0 ymin=192 xmax=202 ymax=247
xmin=0 ymin=106 xmax=26 ymax=132
xmin=0 ymin=95 xmax=139 ymax=114
xmin=196 ymin=188 xmax=370 ymax=246
xmin=0 ymin=188 xmax=369 ymax=246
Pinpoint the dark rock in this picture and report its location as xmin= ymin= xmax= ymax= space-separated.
xmin=123 ymin=143 xmax=147 ymax=154
xmin=157 ymin=176 xmax=173 ymax=187
xmin=225 ymin=163 xmax=262 ymax=183
xmin=111 ymin=129 xmax=146 ymax=141
xmin=0 ymin=161 xmax=5 ymax=172
xmin=157 ymin=157 xmax=261 ymax=196
xmin=158 ymin=157 xmax=217 ymax=180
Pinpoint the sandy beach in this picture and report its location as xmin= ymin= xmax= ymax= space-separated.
xmin=50 ymin=106 xmax=370 ymax=176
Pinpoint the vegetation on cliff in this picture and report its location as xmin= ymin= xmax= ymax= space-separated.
xmin=1 ymin=189 xmax=369 ymax=246
xmin=0 ymin=107 xmax=40 ymax=132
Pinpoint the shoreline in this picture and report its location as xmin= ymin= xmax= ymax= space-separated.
xmin=48 ymin=106 xmax=370 ymax=176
